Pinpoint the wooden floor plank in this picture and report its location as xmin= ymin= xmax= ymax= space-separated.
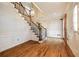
xmin=0 ymin=39 xmax=69 ymax=57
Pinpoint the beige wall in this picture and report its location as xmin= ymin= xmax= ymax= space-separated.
xmin=32 ymin=3 xmax=63 ymax=38
xmin=78 ymin=3 xmax=79 ymax=32
xmin=66 ymin=3 xmax=79 ymax=56
xmin=74 ymin=3 xmax=79 ymax=56
xmin=0 ymin=3 xmax=38 ymax=52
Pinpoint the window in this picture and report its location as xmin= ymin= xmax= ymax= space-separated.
xmin=73 ymin=5 xmax=78 ymax=31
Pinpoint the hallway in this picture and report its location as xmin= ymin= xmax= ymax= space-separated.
xmin=0 ymin=2 xmax=78 ymax=57
xmin=0 ymin=38 xmax=68 ymax=57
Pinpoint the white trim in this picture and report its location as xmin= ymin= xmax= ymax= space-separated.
xmin=73 ymin=4 xmax=78 ymax=31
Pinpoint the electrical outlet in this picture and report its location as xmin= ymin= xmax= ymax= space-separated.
xmin=17 ymin=38 xmax=20 ymax=41
xmin=57 ymin=34 xmax=61 ymax=36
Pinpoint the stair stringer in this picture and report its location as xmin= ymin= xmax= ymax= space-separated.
xmin=10 ymin=3 xmax=39 ymax=41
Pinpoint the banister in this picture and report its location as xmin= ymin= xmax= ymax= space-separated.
xmin=40 ymin=25 xmax=46 ymax=30
xmin=12 ymin=2 xmax=47 ymax=40
xmin=31 ymin=21 xmax=38 ymax=27
xmin=19 ymin=2 xmax=25 ymax=9
xmin=20 ymin=2 xmax=30 ymax=11
xmin=19 ymin=2 xmax=40 ymax=30
xmin=36 ymin=22 xmax=46 ymax=30
xmin=12 ymin=2 xmax=28 ymax=16
xmin=16 ymin=2 xmax=47 ymax=31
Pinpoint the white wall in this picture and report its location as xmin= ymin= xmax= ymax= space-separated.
xmin=66 ymin=3 xmax=79 ymax=56
xmin=72 ymin=4 xmax=79 ymax=56
xmin=0 ymin=3 xmax=38 ymax=52
xmin=33 ymin=7 xmax=63 ymax=38
xmin=47 ymin=19 xmax=63 ymax=38
xmin=33 ymin=13 xmax=63 ymax=38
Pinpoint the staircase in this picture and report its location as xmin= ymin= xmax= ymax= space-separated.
xmin=11 ymin=2 xmax=47 ymax=42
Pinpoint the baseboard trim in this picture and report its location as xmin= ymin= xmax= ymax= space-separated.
xmin=0 ymin=40 xmax=34 ymax=54
xmin=47 ymin=37 xmax=63 ymax=39
xmin=64 ymin=38 xmax=75 ymax=57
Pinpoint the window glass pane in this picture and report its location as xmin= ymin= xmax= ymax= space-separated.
xmin=73 ymin=5 xmax=77 ymax=31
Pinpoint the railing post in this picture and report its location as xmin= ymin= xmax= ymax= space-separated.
xmin=37 ymin=23 xmax=42 ymax=41
xmin=29 ymin=10 xmax=32 ymax=25
xmin=12 ymin=2 xmax=47 ymax=41
xmin=45 ymin=29 xmax=47 ymax=38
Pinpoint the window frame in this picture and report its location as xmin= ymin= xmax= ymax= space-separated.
xmin=73 ymin=4 xmax=78 ymax=32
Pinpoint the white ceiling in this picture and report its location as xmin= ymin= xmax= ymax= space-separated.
xmin=32 ymin=2 xmax=72 ymax=27
xmin=22 ymin=2 xmax=70 ymax=20
xmin=35 ymin=2 xmax=69 ymax=20
xmin=35 ymin=2 xmax=68 ymax=14
xmin=22 ymin=2 xmax=72 ymax=27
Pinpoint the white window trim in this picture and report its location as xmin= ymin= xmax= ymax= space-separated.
xmin=73 ymin=4 xmax=78 ymax=32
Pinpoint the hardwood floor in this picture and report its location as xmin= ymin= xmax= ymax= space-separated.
xmin=0 ymin=38 xmax=69 ymax=57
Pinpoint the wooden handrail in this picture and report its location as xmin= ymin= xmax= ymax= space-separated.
xmin=12 ymin=2 xmax=47 ymax=40
xmin=40 ymin=25 xmax=46 ymax=30
xmin=31 ymin=21 xmax=38 ymax=27
xmin=36 ymin=22 xmax=47 ymax=30
xmin=14 ymin=2 xmax=46 ymax=30
xmin=19 ymin=2 xmax=25 ymax=9
xmin=20 ymin=2 xmax=30 ymax=11
xmin=12 ymin=2 xmax=28 ymax=16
